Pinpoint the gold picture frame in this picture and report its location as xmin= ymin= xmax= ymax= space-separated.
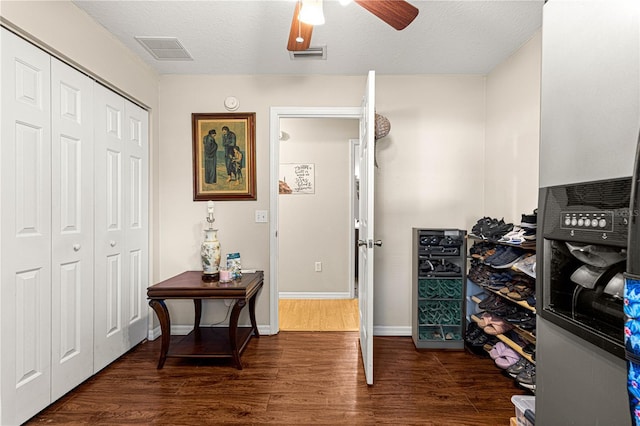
xmin=192 ymin=112 xmax=256 ymax=201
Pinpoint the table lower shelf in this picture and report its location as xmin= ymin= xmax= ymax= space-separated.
xmin=168 ymin=326 xmax=255 ymax=359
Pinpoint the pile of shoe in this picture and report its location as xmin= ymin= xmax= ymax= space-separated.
xmin=468 ymin=261 xmax=536 ymax=308
xmin=464 ymin=322 xmax=498 ymax=355
xmin=513 ymin=253 xmax=536 ymax=279
xmin=419 ymin=258 xmax=461 ymax=277
xmin=496 ymin=210 xmax=536 ymax=246
xmin=471 ymin=217 xmax=514 ymax=241
xmin=470 ymin=243 xmax=529 ymax=270
xmin=519 ymin=209 xmax=537 ymax=249
xmin=419 ymin=235 xmax=463 ymax=256
xmin=418 ymin=300 xmax=461 ymax=325
xmin=508 ymin=357 xmax=536 ymax=391
xmin=479 ymin=330 xmax=537 ymax=391
xmin=489 ymin=342 xmax=520 ymax=369
xmin=484 ymin=246 xmax=529 ymax=269
xmin=475 ymin=311 xmax=514 ymax=335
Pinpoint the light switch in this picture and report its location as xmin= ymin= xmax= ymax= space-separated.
xmin=255 ymin=210 xmax=268 ymax=223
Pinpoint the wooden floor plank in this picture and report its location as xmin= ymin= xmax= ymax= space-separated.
xmin=279 ymin=298 xmax=359 ymax=331
xmin=26 ymin=332 xmax=526 ymax=425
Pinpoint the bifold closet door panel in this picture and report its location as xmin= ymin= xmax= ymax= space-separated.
xmin=93 ymin=84 xmax=149 ymax=373
xmin=0 ymin=28 xmax=53 ymax=425
xmin=122 ymin=100 xmax=149 ymax=350
xmin=50 ymin=57 xmax=95 ymax=401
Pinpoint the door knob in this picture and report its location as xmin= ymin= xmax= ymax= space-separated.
xmin=73 ymin=243 xmax=81 ymax=251
xmin=374 ymin=240 xmax=383 ymax=247
xmin=110 ymin=240 xmax=117 ymax=247
xmin=358 ymin=239 xmax=367 ymax=247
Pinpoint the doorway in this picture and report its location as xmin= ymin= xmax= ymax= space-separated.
xmin=268 ymin=107 xmax=361 ymax=333
xmin=276 ymin=117 xmax=358 ymax=331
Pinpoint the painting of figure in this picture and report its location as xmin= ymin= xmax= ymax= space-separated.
xmin=192 ymin=113 xmax=256 ymax=201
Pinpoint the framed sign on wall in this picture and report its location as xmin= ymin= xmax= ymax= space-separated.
xmin=192 ymin=112 xmax=256 ymax=201
xmin=279 ymin=163 xmax=315 ymax=194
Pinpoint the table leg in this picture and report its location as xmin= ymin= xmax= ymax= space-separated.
xmin=249 ymin=292 xmax=260 ymax=338
xmin=149 ymin=299 xmax=170 ymax=369
xmin=229 ymin=299 xmax=246 ymax=370
xmin=193 ymin=299 xmax=202 ymax=331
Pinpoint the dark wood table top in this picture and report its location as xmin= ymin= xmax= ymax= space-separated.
xmin=147 ymin=270 xmax=264 ymax=299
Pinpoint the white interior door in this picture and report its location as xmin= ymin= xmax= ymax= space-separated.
xmin=50 ymin=57 xmax=95 ymax=400
xmin=358 ymin=70 xmax=376 ymax=385
xmin=94 ymin=84 xmax=126 ymax=372
xmin=121 ymin=99 xmax=149 ymax=348
xmin=0 ymin=28 xmax=53 ymax=425
xmin=93 ymin=84 xmax=148 ymax=372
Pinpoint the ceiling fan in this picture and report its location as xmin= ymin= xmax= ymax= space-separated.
xmin=287 ymin=0 xmax=419 ymax=51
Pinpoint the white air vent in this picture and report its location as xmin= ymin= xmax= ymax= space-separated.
xmin=289 ymin=46 xmax=327 ymax=60
xmin=135 ymin=37 xmax=193 ymax=61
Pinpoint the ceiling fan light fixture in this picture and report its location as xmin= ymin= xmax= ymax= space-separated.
xmin=299 ymin=0 xmax=325 ymax=26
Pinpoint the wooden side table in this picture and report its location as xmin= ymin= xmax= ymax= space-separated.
xmin=147 ymin=270 xmax=263 ymax=369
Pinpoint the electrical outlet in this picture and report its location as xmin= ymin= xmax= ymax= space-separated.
xmin=255 ymin=210 xmax=268 ymax=223
xmin=315 ymin=261 xmax=322 ymax=272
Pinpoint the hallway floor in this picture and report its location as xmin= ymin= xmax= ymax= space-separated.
xmin=279 ymin=298 xmax=359 ymax=331
xmin=27 ymin=332 xmax=526 ymax=425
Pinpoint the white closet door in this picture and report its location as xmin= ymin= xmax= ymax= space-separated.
xmin=50 ymin=58 xmax=95 ymax=400
xmin=0 ymin=29 xmax=52 ymax=426
xmin=122 ymin=101 xmax=149 ymax=348
xmin=93 ymin=84 xmax=148 ymax=372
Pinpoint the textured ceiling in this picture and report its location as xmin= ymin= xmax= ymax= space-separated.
xmin=72 ymin=0 xmax=543 ymax=75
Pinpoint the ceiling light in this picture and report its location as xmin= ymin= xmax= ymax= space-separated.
xmin=299 ymin=0 xmax=325 ymax=26
xmin=338 ymin=0 xmax=352 ymax=5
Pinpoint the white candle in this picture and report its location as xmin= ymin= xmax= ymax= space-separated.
xmin=207 ymin=201 xmax=215 ymax=214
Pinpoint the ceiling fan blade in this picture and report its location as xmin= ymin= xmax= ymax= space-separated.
xmin=287 ymin=2 xmax=314 ymax=51
xmin=354 ymin=0 xmax=419 ymax=30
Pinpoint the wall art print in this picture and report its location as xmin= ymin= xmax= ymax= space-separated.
xmin=279 ymin=163 xmax=315 ymax=194
xmin=192 ymin=112 xmax=256 ymax=201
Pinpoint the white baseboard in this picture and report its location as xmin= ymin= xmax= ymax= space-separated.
xmin=279 ymin=292 xmax=352 ymax=299
xmin=373 ymin=325 xmax=412 ymax=336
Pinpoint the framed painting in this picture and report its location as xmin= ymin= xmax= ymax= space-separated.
xmin=192 ymin=112 xmax=256 ymax=201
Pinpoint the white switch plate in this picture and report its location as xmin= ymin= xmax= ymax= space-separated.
xmin=315 ymin=261 xmax=322 ymax=272
xmin=255 ymin=210 xmax=268 ymax=223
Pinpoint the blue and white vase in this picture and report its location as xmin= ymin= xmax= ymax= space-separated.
xmin=201 ymin=229 xmax=221 ymax=278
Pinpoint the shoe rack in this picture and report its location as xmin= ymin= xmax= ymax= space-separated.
xmin=466 ymin=234 xmax=537 ymax=391
xmin=412 ymin=228 xmax=467 ymax=349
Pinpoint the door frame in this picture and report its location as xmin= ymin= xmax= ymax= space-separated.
xmin=269 ymin=107 xmax=362 ymax=333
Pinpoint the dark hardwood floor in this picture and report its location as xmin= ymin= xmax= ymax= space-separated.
xmin=27 ymin=332 xmax=526 ymax=425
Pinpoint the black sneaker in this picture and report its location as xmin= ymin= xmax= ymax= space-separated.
xmin=439 ymin=236 xmax=462 ymax=247
xmin=521 ymin=209 xmax=538 ymax=228
xmin=420 ymin=236 xmax=441 ymax=246
xmin=484 ymin=219 xmax=514 ymax=240
xmin=516 ymin=363 xmax=536 ymax=390
xmin=506 ymin=357 xmax=530 ymax=378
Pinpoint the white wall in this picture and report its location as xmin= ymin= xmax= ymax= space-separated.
xmin=485 ymin=31 xmax=542 ymax=224
xmin=158 ymin=74 xmax=488 ymax=331
xmin=278 ymin=118 xmax=357 ymax=296
xmin=374 ymin=75 xmax=487 ymax=330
